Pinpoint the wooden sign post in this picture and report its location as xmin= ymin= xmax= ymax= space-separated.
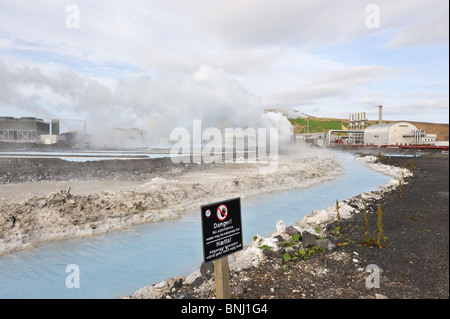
xmin=201 ymin=197 xmax=243 ymax=300
xmin=214 ymin=256 xmax=231 ymax=299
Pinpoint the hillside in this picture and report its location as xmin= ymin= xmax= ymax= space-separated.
xmin=289 ymin=115 xmax=449 ymax=141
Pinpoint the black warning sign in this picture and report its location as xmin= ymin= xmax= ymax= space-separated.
xmin=201 ymin=197 xmax=243 ymax=263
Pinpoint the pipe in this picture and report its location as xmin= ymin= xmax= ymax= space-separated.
xmin=328 ymin=129 xmax=364 ymax=145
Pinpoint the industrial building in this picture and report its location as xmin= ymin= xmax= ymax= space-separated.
xmin=1 ymin=117 xmax=48 ymax=142
xmin=348 ymin=111 xmax=368 ymax=144
xmin=327 ymin=111 xmax=367 ymax=145
xmin=363 ymin=122 xmax=429 ymax=146
xmin=327 ymin=106 xmax=445 ymax=148
xmin=0 ymin=117 xmax=61 ymax=144
xmin=362 ymin=105 xmax=438 ymax=146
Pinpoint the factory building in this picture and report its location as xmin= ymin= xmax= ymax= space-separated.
xmin=345 ymin=106 xmax=439 ymax=147
xmin=0 ymin=117 xmax=51 ymax=143
xmin=363 ymin=122 xmax=430 ymax=146
xmin=348 ymin=112 xmax=368 ymax=144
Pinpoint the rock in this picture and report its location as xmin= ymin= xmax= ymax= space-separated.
xmin=200 ymin=261 xmax=214 ymax=279
xmin=174 ymin=276 xmax=184 ymax=289
xmin=231 ymin=286 xmax=244 ymax=296
xmin=285 ymin=226 xmax=301 ymax=237
xmin=36 ymin=199 xmax=47 ymax=208
xmin=286 ymin=248 xmax=298 ymax=258
xmin=301 ymin=231 xmax=317 ymax=248
xmin=153 ymin=278 xmax=174 ymax=294
xmin=327 ymin=241 xmax=336 ymax=251
xmin=173 ymin=291 xmax=189 ymax=299
xmin=132 ymin=285 xmax=164 ymax=299
xmin=276 ymin=220 xmax=286 ymax=233
xmin=273 ymin=235 xmax=287 ymax=245
xmin=273 ymin=235 xmax=285 ymax=244
xmin=375 ymin=293 xmax=388 ymax=299
xmin=274 ymin=248 xmax=285 ymax=258
xmin=315 ymin=238 xmax=330 ymax=250
xmin=314 ymin=238 xmax=336 ymax=251
xmin=153 ymin=281 xmax=167 ymax=290
xmin=192 ymin=276 xmax=204 ymax=288
xmin=185 ymin=270 xmax=201 ymax=285
xmin=328 ymin=236 xmax=338 ymax=244
xmin=262 ymin=248 xmax=278 ymax=259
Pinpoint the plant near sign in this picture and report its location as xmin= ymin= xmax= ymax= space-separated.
xmin=257 ymin=244 xmax=273 ymax=251
xmin=281 ymin=246 xmax=325 ymax=270
xmin=280 ymin=233 xmax=301 ymax=247
xmin=277 ymin=234 xmax=325 ymax=270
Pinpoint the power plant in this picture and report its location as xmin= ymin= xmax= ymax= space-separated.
xmin=0 ymin=117 xmax=55 ymax=143
xmin=364 ymin=122 xmax=427 ymax=146
xmin=326 ymin=105 xmax=447 ymax=150
xmin=347 ymin=111 xmax=368 ymax=144
xmin=1 ymin=106 xmax=448 ymax=151
xmin=0 ymin=117 xmax=84 ymax=146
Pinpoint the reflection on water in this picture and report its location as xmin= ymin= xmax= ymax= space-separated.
xmin=0 ymin=151 xmax=392 ymax=299
xmin=0 ymin=149 xmax=174 ymax=162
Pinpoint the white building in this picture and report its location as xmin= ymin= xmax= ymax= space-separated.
xmin=422 ymin=134 xmax=437 ymax=145
xmin=39 ymin=134 xmax=61 ymax=145
xmin=364 ymin=122 xmax=427 ymax=146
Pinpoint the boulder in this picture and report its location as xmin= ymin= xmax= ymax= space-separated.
xmin=315 ymin=238 xmax=330 ymax=250
xmin=185 ymin=270 xmax=201 ymax=285
xmin=132 ymin=285 xmax=164 ymax=299
xmin=153 ymin=278 xmax=174 ymax=294
xmin=315 ymin=238 xmax=336 ymax=251
xmin=327 ymin=241 xmax=336 ymax=251
xmin=276 ymin=220 xmax=286 ymax=233
xmin=173 ymin=276 xmax=184 ymax=289
xmin=273 ymin=235 xmax=285 ymax=244
xmin=36 ymin=199 xmax=47 ymax=209
xmin=200 ymin=261 xmax=214 ymax=279
xmin=301 ymin=231 xmax=317 ymax=248
xmin=285 ymin=226 xmax=301 ymax=237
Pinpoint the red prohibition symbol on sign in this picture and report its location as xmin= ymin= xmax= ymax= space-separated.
xmin=216 ymin=204 xmax=228 ymax=221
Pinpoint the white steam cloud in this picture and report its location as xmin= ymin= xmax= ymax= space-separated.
xmin=0 ymin=60 xmax=293 ymax=148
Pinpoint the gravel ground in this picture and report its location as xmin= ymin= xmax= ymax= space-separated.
xmin=247 ymin=152 xmax=448 ymax=299
xmin=0 ymin=157 xmax=197 ymax=184
xmin=238 ymin=153 xmax=449 ymax=299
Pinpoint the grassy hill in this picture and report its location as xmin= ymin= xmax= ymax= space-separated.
xmin=289 ymin=117 xmax=349 ymax=134
xmin=288 ymin=115 xmax=449 ymax=141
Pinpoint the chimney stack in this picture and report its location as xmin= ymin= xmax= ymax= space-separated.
xmin=378 ymin=105 xmax=383 ymax=125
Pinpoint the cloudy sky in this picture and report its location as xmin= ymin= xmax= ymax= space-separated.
xmin=0 ymin=0 xmax=448 ymax=135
